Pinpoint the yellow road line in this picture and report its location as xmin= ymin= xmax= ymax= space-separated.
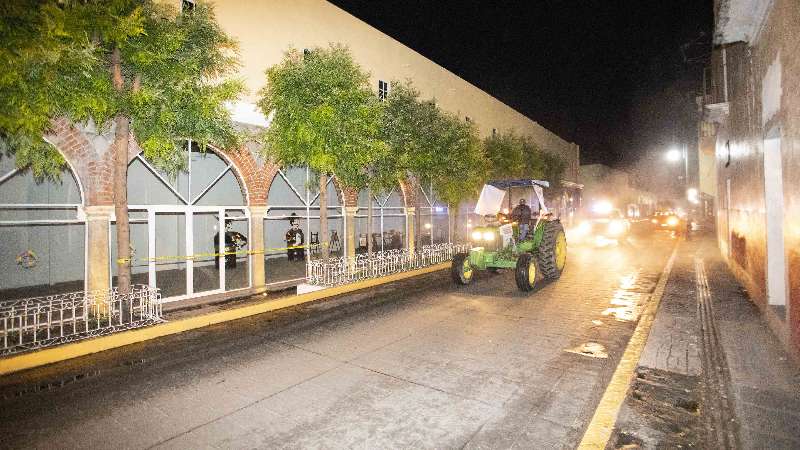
xmin=577 ymin=243 xmax=679 ymax=449
xmin=0 ymin=263 xmax=450 ymax=376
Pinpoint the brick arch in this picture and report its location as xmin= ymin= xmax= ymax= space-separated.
xmin=341 ymin=185 xmax=359 ymax=208
xmin=47 ymin=118 xmax=275 ymax=207
xmin=47 ymin=118 xmax=113 ymax=206
xmin=213 ymin=146 xmax=270 ymax=206
xmin=397 ymin=178 xmax=417 ymax=208
xmin=328 ymin=176 xmax=346 ymax=207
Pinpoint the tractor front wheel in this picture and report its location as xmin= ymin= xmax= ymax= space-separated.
xmin=515 ymin=253 xmax=539 ymax=292
xmin=452 ymin=253 xmax=474 ymax=285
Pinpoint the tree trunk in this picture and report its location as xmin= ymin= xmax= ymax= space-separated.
xmin=113 ymin=115 xmax=131 ymax=295
xmin=449 ymin=203 xmax=459 ymax=244
xmin=367 ymin=187 xmax=373 ymax=255
xmin=110 ymin=47 xmax=132 ymax=295
xmin=416 ymin=194 xmax=422 ymax=249
xmin=319 ymin=173 xmax=329 ymax=259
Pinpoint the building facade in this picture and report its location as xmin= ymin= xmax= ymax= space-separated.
xmin=0 ymin=0 xmax=578 ymax=305
xmin=702 ymin=0 xmax=799 ymax=356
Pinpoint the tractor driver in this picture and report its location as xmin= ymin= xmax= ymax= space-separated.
xmin=511 ymin=198 xmax=532 ymax=240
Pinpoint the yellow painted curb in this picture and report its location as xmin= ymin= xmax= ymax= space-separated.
xmin=0 ymin=263 xmax=450 ymax=377
xmin=577 ymin=243 xmax=679 ymax=449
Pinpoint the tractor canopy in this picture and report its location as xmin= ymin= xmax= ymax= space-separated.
xmin=475 ymin=179 xmax=550 ymax=216
xmin=487 ymin=179 xmax=550 ymax=189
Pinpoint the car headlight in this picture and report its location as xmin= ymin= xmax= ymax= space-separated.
xmin=471 ymin=230 xmax=483 ymax=241
xmin=608 ymin=220 xmax=625 ymax=236
xmin=667 ymin=216 xmax=679 ymax=226
xmin=577 ymin=221 xmax=591 ymax=234
xmin=651 ymin=219 xmax=658 ymax=224
xmin=483 ymin=231 xmax=495 ymax=241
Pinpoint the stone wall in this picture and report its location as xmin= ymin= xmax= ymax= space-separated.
xmin=712 ymin=0 xmax=800 ymax=352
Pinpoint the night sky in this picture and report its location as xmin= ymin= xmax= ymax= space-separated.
xmin=330 ymin=1 xmax=713 ymax=172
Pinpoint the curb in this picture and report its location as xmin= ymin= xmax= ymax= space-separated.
xmin=577 ymin=242 xmax=680 ymax=449
xmin=0 ymin=263 xmax=450 ymax=377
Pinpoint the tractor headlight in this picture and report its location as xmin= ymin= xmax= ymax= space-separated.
xmin=608 ymin=220 xmax=625 ymax=236
xmin=483 ymin=231 xmax=495 ymax=241
xmin=471 ymin=230 xmax=483 ymax=241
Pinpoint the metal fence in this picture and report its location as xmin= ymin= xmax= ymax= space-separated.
xmin=1 ymin=285 xmax=162 ymax=356
xmin=307 ymin=243 xmax=470 ymax=287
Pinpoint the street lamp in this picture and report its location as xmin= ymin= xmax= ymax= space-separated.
xmin=664 ymin=146 xmax=689 ymax=181
xmin=665 ymin=146 xmax=694 ymax=204
xmin=665 ymin=148 xmax=682 ymax=162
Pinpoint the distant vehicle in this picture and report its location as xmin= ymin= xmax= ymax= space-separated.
xmin=651 ymin=211 xmax=681 ymax=230
xmin=573 ymin=202 xmax=630 ymax=245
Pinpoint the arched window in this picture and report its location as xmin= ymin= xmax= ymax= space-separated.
xmin=264 ymin=167 xmax=342 ymax=287
xmin=113 ymin=141 xmax=249 ymax=301
xmin=0 ymin=153 xmax=85 ymax=300
xmin=355 ymin=187 xmax=406 ymax=253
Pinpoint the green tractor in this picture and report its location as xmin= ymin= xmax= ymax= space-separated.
xmin=452 ymin=179 xmax=567 ymax=291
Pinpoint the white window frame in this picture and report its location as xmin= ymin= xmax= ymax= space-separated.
xmin=378 ymin=80 xmax=389 ymax=101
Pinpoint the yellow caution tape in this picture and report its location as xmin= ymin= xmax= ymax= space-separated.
xmin=116 ymin=243 xmax=333 ymax=265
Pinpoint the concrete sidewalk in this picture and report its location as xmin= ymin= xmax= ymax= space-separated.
xmin=613 ymin=234 xmax=800 ymax=449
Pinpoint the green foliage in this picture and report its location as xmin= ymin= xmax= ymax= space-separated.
xmin=258 ymin=44 xmax=387 ymax=189
xmin=379 ymin=80 xmax=486 ymax=207
xmin=0 ymin=0 xmax=244 ymax=177
xmin=483 ymin=130 xmax=565 ymax=189
xmin=541 ymin=150 xmax=567 ymax=190
xmin=256 ymin=47 xmax=561 ymax=209
xmin=427 ymin=111 xmax=486 ymax=207
xmin=377 ymin=81 xmax=438 ymax=194
xmin=484 ymin=131 xmax=526 ymax=179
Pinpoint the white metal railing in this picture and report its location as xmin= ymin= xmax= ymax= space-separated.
xmin=306 ymin=243 xmax=470 ymax=287
xmin=1 ymin=285 xmax=162 ymax=356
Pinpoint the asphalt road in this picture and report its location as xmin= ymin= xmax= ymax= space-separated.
xmin=0 ymin=230 xmax=675 ymax=449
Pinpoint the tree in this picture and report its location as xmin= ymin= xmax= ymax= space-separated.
xmin=540 ymin=150 xmax=567 ymax=202
xmin=427 ymin=111 xmax=486 ymax=242
xmin=0 ymin=1 xmax=243 ymax=294
xmin=259 ymin=44 xmax=386 ymax=259
xmin=484 ymin=131 xmax=526 ymax=180
xmin=378 ymin=81 xmax=486 ymax=245
xmin=378 ymin=81 xmax=435 ymax=248
xmin=483 ymin=130 xmax=568 ymax=211
xmin=540 ymin=151 xmax=566 ymax=189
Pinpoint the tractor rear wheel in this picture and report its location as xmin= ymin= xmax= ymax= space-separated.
xmin=515 ymin=253 xmax=539 ymax=292
xmin=451 ymin=252 xmax=474 ymax=285
xmin=536 ymin=220 xmax=567 ymax=280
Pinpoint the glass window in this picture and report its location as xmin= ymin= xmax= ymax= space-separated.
xmin=378 ymin=80 xmax=389 ymax=101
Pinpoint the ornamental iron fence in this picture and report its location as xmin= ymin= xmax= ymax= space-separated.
xmin=1 ymin=285 xmax=162 ymax=356
xmin=306 ymin=243 xmax=470 ymax=287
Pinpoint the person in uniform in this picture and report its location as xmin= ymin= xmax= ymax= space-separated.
xmin=285 ymin=217 xmax=305 ymax=261
xmin=214 ymin=219 xmax=248 ymax=269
